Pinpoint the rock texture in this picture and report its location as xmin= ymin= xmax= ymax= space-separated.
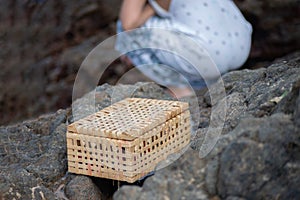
xmin=1 ymin=53 xmax=299 ymax=199
xmin=113 ymin=52 xmax=300 ymax=199
xmin=0 ymin=0 xmax=300 ymax=197
xmin=234 ymin=0 xmax=300 ymax=65
xmin=0 ymin=82 xmax=172 ymax=199
xmin=0 ymin=109 xmax=69 ymax=200
xmin=65 ymin=176 xmax=102 ymax=200
xmin=0 ymin=0 xmax=122 ymax=125
xmin=217 ymin=114 xmax=299 ymax=199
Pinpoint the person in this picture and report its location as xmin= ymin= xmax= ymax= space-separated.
xmin=115 ymin=0 xmax=252 ymax=97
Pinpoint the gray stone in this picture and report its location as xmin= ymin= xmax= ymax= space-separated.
xmin=1 ymin=52 xmax=300 ymax=200
xmin=274 ymin=78 xmax=300 ymax=117
xmin=205 ymin=157 xmax=219 ymax=195
xmin=113 ymin=186 xmax=142 ymax=200
xmin=226 ymin=197 xmax=246 ymax=200
xmin=234 ymin=0 xmax=300 ymax=61
xmin=114 ymin=149 xmax=209 ymax=200
xmin=206 ymin=112 xmax=300 ymax=199
xmin=0 ymin=110 xmax=68 ymax=199
xmin=114 ymin=52 xmax=300 ymax=199
xmin=71 ymin=82 xmax=173 ymax=121
xmin=295 ymin=87 xmax=300 ymax=128
xmin=0 ymin=82 xmax=172 ymax=199
xmin=65 ymin=175 xmax=103 ymax=200
xmin=0 ymin=0 xmax=121 ymax=125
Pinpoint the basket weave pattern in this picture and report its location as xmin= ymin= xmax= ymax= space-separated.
xmin=67 ymin=98 xmax=190 ymax=183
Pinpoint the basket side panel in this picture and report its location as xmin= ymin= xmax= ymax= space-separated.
xmin=132 ymin=110 xmax=191 ymax=174
xmin=67 ymin=132 xmax=141 ymax=182
xmin=66 ymin=109 xmax=191 ymax=183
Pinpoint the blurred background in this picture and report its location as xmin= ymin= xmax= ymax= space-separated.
xmin=0 ymin=0 xmax=299 ymax=125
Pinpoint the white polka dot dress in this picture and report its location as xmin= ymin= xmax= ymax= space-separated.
xmin=115 ymin=0 xmax=252 ymax=88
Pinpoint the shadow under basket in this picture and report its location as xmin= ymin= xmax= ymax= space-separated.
xmin=67 ymin=98 xmax=191 ymax=183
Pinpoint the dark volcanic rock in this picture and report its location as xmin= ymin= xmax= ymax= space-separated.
xmin=114 ymin=149 xmax=209 ymax=200
xmin=0 ymin=0 xmax=121 ymax=125
xmin=65 ymin=176 xmax=102 ymax=200
xmin=1 ymin=53 xmax=300 ymax=199
xmin=217 ymin=114 xmax=299 ymax=199
xmin=114 ymin=52 xmax=300 ymax=199
xmin=0 ymin=109 xmax=68 ymax=199
xmin=71 ymin=82 xmax=173 ymax=122
xmin=0 ymin=82 xmax=172 ymax=199
xmin=234 ymin=0 xmax=300 ymax=63
xmin=200 ymin=52 xmax=300 ymax=199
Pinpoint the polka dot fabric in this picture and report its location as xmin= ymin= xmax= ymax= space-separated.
xmin=115 ymin=0 xmax=252 ymax=88
xmin=169 ymin=0 xmax=252 ymax=72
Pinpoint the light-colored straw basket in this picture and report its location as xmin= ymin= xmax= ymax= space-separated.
xmin=67 ymin=98 xmax=190 ymax=183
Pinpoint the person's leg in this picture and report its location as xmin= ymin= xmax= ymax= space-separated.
xmin=120 ymin=55 xmax=133 ymax=67
xmin=167 ymin=86 xmax=193 ymax=98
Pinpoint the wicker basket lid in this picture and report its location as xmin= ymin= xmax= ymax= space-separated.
xmin=68 ymin=98 xmax=189 ymax=140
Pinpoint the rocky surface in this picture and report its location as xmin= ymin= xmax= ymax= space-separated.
xmin=0 ymin=0 xmax=300 ymax=199
xmin=0 ymin=82 xmax=172 ymax=200
xmin=1 ymin=53 xmax=300 ymax=199
xmin=113 ymin=52 xmax=300 ymax=199
xmin=65 ymin=176 xmax=103 ymax=200
xmin=1 ymin=0 xmax=299 ymax=125
xmin=0 ymin=0 xmax=123 ymax=125
xmin=234 ymin=0 xmax=300 ymax=65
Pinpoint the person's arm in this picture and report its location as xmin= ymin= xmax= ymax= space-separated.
xmin=120 ymin=0 xmax=155 ymax=30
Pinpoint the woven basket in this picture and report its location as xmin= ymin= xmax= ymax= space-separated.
xmin=67 ymin=98 xmax=191 ymax=183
